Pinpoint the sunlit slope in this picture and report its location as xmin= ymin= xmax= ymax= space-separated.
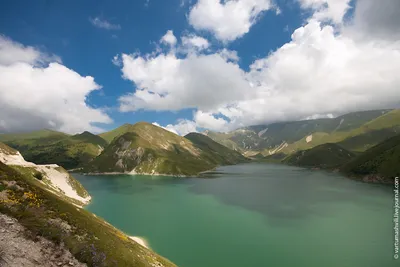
xmin=86 ymin=123 xmax=246 ymax=176
xmin=204 ymin=110 xmax=393 ymax=152
xmin=1 ymin=130 xmax=107 ymax=170
xmin=0 ymin=160 xmax=177 ymax=267
xmin=283 ymin=143 xmax=355 ymax=168
xmin=340 ymin=134 xmax=400 ymax=183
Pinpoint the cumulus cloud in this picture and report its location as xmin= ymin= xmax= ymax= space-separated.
xmin=181 ymin=34 xmax=210 ymax=51
xmin=160 ymin=30 xmax=177 ymax=46
xmin=194 ymin=111 xmax=229 ymax=131
xmin=89 ymin=17 xmax=121 ymax=30
xmin=0 ymin=35 xmax=60 ymax=66
xmin=118 ymin=51 xmax=250 ymax=112
xmin=188 ymin=0 xmax=274 ymax=42
xmin=218 ymin=48 xmax=239 ymax=62
xmin=0 ymin=35 xmax=111 ymax=134
xmin=117 ymin=0 xmax=400 ymax=132
xmin=152 ymin=120 xmax=197 ymax=136
xmin=298 ymin=0 xmax=351 ymax=24
xmin=225 ymin=20 xmax=400 ymax=127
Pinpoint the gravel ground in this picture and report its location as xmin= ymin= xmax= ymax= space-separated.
xmin=0 ymin=213 xmax=86 ymax=267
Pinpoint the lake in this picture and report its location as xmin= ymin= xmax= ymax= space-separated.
xmin=75 ymin=163 xmax=396 ymax=267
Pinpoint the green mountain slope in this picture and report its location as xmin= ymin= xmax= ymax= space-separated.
xmin=205 ymin=110 xmax=393 ymax=152
xmin=70 ymin=131 xmax=108 ymax=147
xmin=99 ymin=123 xmax=137 ymax=143
xmin=202 ymin=130 xmax=242 ymax=151
xmin=340 ymin=134 xmax=400 ymax=183
xmin=184 ymin=132 xmax=247 ymax=165
xmin=283 ymin=143 xmax=356 ymax=168
xmin=0 ymin=141 xmax=90 ymax=206
xmin=1 ymin=130 xmax=107 ymax=170
xmin=277 ymin=109 xmax=400 ymax=155
xmin=0 ymin=129 xmax=69 ymax=144
xmin=337 ymin=128 xmax=400 ymax=152
xmin=0 ymin=161 xmax=176 ymax=267
xmin=86 ymin=123 xmax=246 ymax=176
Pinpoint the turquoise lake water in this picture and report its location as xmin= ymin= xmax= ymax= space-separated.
xmin=75 ymin=163 xmax=397 ymax=267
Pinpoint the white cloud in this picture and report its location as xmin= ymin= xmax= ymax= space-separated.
xmin=219 ymin=48 xmax=239 ymax=62
xmin=112 ymin=54 xmax=122 ymax=66
xmin=0 ymin=35 xmax=60 ymax=66
xmin=153 ymin=120 xmax=197 ymax=136
xmin=118 ymin=52 xmax=250 ymax=112
xmin=194 ymin=111 xmax=229 ymax=131
xmin=298 ymin=0 xmax=351 ymax=24
xmin=188 ymin=0 xmax=274 ymax=42
xmin=117 ymin=0 xmax=400 ymax=132
xmin=0 ymin=35 xmax=112 ymax=134
xmin=152 ymin=122 xmax=178 ymax=134
xmin=89 ymin=17 xmax=121 ymax=30
xmin=160 ymin=30 xmax=177 ymax=46
xmin=181 ymin=34 xmax=210 ymax=51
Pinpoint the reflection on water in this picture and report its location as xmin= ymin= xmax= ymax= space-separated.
xmin=74 ymin=163 xmax=395 ymax=267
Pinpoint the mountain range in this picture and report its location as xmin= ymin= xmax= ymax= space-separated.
xmin=1 ymin=108 xmax=399 ymax=266
xmin=85 ymin=122 xmax=246 ymax=176
xmin=204 ymin=109 xmax=400 ymax=156
xmin=1 ymin=109 xmax=399 ymax=181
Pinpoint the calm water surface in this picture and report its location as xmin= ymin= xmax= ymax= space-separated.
xmin=75 ymin=163 xmax=396 ymax=267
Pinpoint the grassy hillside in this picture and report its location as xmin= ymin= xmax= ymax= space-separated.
xmin=340 ymin=134 xmax=400 ymax=183
xmin=0 ymin=141 xmax=18 ymax=155
xmin=0 ymin=141 xmax=91 ymax=206
xmin=337 ymin=127 xmax=400 ymax=152
xmin=274 ymin=134 xmax=400 ymax=184
xmin=70 ymin=131 xmax=108 ymax=147
xmin=86 ymin=123 xmax=246 ymax=176
xmin=204 ymin=109 xmax=398 ymax=155
xmin=274 ymin=109 xmax=400 ymax=155
xmin=184 ymin=132 xmax=247 ymax=165
xmin=283 ymin=143 xmax=356 ymax=168
xmin=99 ymin=123 xmax=137 ymax=143
xmin=0 ymin=161 xmax=176 ymax=267
xmin=202 ymin=130 xmax=243 ymax=151
xmin=205 ymin=110 xmax=392 ymax=152
xmin=0 ymin=129 xmax=69 ymax=143
xmin=2 ymin=131 xmax=107 ymax=170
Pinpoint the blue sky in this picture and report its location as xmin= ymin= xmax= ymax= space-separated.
xmin=0 ymin=0 xmax=399 ymax=135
